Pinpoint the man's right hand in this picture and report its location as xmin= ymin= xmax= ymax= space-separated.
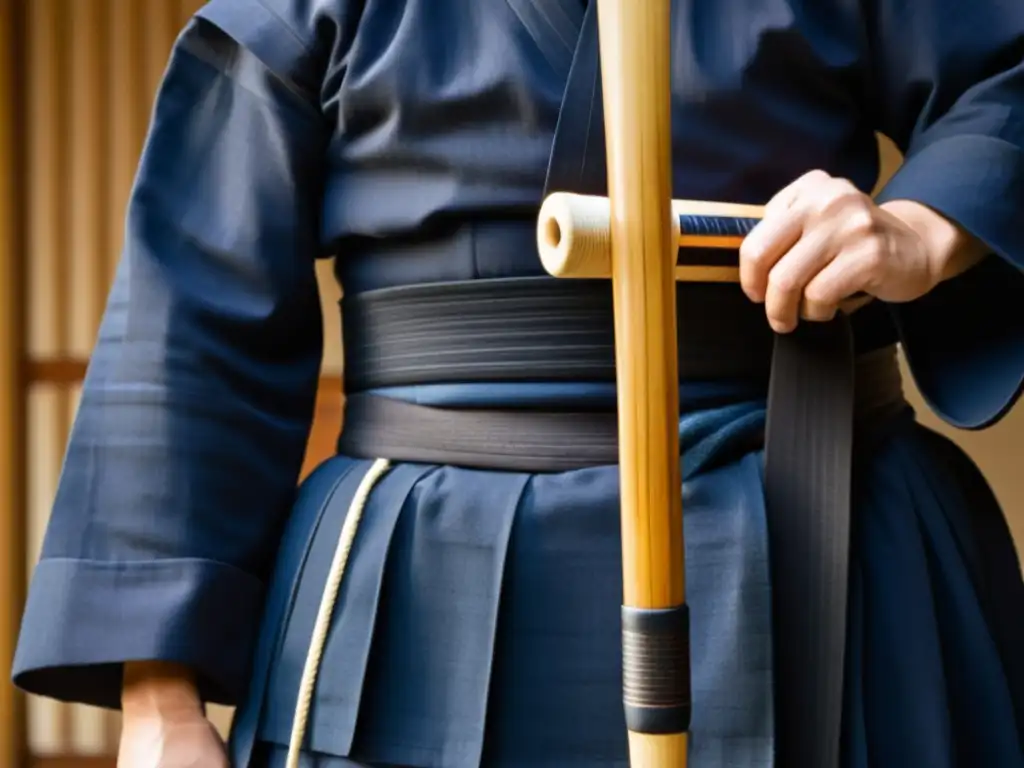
xmin=118 ymin=662 xmax=229 ymax=768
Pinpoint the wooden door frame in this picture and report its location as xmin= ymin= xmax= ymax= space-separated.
xmin=0 ymin=0 xmax=27 ymax=764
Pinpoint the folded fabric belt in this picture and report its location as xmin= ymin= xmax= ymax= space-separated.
xmin=341 ymin=277 xmax=777 ymax=390
xmin=338 ymin=345 xmax=903 ymax=472
xmin=338 ymin=276 xmax=902 ymax=768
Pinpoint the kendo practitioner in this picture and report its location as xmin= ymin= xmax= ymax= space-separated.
xmin=12 ymin=0 xmax=1024 ymax=766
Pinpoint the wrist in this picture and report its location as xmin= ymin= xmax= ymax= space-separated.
xmin=881 ymin=199 xmax=988 ymax=285
xmin=122 ymin=661 xmax=204 ymax=722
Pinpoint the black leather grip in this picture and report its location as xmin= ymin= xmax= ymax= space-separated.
xmin=621 ymin=604 xmax=692 ymax=734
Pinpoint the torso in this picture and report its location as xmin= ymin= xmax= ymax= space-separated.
xmin=317 ymin=0 xmax=881 ymax=293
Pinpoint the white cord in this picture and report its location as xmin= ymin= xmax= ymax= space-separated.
xmin=285 ymin=457 xmax=392 ymax=768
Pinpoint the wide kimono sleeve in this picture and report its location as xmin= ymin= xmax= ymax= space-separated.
xmin=868 ymin=0 xmax=1024 ymax=429
xmin=12 ymin=0 xmax=348 ymax=709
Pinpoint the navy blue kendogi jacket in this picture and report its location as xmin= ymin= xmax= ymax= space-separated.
xmin=12 ymin=0 xmax=1024 ymax=766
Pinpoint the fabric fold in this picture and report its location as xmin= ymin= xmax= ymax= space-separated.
xmin=13 ymin=556 xmax=264 ymax=707
xmin=877 ymin=136 xmax=1024 ymax=430
xmin=230 ymin=457 xmax=365 ymax=767
xmin=503 ymin=0 xmax=584 ymax=78
xmin=850 ymin=425 xmax=1024 ymax=765
xmin=256 ymin=463 xmax=434 ymax=755
xmin=195 ymin=0 xmax=322 ymax=100
xmin=351 ymin=469 xmax=528 ymax=768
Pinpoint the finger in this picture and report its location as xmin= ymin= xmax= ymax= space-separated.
xmin=739 ymin=211 xmax=804 ymax=303
xmin=768 ymin=169 xmax=833 ymax=214
xmin=800 ymin=291 xmax=873 ymax=323
xmin=763 ymin=224 xmax=839 ymax=333
xmin=801 ymin=243 xmax=883 ymax=321
xmin=740 ymin=170 xmax=835 ymax=303
xmin=838 ymin=293 xmax=874 ymax=315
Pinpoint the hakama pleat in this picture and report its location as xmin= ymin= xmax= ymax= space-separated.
xmin=232 ymin=404 xmax=1024 ymax=768
xmin=236 ymin=402 xmax=775 ymax=768
xmin=840 ymin=426 xmax=1024 ymax=767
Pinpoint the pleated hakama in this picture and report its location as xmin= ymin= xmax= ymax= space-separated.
xmin=230 ymin=404 xmax=1024 ymax=768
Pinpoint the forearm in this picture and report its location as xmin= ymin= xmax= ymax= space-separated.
xmin=122 ymin=661 xmax=204 ymax=721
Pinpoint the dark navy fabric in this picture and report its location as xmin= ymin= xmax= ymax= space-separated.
xmin=246 ymin=405 xmax=776 ymax=768
xmin=11 ymin=0 xmax=1024 ymax=766
xmin=236 ymin=405 xmax=1024 ymax=768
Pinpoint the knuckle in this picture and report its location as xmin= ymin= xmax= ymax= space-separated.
xmin=813 ymin=195 xmax=842 ymax=217
xmin=741 ymin=240 xmax=774 ymax=278
xmin=845 ymin=205 xmax=878 ymax=236
xmin=831 ymin=177 xmax=859 ymax=195
xmin=765 ymin=194 xmax=790 ymax=216
xmin=819 ymin=183 xmax=860 ymax=207
xmin=861 ymin=234 xmax=888 ymax=267
xmin=768 ymin=268 xmax=799 ymax=296
xmin=801 ymin=169 xmax=831 ymax=185
xmin=739 ymin=238 xmax=760 ymax=264
xmin=780 ymin=170 xmax=830 ymax=210
xmin=821 ymin=186 xmax=867 ymax=215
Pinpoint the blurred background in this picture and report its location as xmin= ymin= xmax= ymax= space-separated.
xmin=0 ymin=0 xmax=1019 ymax=766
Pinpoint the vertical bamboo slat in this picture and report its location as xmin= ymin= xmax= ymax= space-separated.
xmin=25 ymin=0 xmax=64 ymax=362
xmin=24 ymin=0 xmax=69 ymax=755
xmin=0 ymin=0 xmax=25 ymax=763
xmin=67 ymin=0 xmax=109 ymax=359
xmin=24 ymin=387 xmax=63 ymax=756
xmin=178 ymin=0 xmax=205 ymax=28
xmin=107 ymin=0 xmax=145 ymax=281
xmin=144 ymin=0 xmax=178 ymax=105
